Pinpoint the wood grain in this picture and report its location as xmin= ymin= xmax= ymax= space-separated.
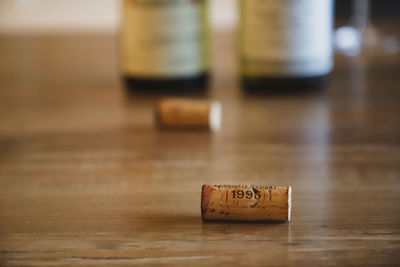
xmin=0 ymin=28 xmax=400 ymax=266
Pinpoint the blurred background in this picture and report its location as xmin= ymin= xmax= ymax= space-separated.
xmin=1 ymin=0 xmax=399 ymax=34
xmin=1 ymin=0 xmax=399 ymax=86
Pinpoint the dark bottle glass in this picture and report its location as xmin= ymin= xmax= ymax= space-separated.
xmin=121 ymin=0 xmax=210 ymax=92
xmin=240 ymin=0 xmax=334 ymax=92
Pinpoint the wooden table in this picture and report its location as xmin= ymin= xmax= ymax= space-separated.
xmin=1 ymin=29 xmax=400 ymax=266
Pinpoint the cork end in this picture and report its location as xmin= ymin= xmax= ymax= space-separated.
xmin=288 ymin=186 xmax=292 ymax=222
xmin=209 ymin=101 xmax=222 ymax=132
xmin=201 ymin=184 xmax=216 ymax=220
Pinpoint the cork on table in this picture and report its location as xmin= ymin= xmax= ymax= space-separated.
xmin=0 ymin=28 xmax=400 ymax=266
xmin=201 ymin=185 xmax=291 ymax=222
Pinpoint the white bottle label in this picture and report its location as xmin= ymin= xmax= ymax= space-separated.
xmin=241 ymin=0 xmax=333 ymax=77
xmin=121 ymin=0 xmax=209 ymax=78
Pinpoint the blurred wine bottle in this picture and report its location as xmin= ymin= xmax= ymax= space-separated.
xmin=240 ymin=0 xmax=334 ymax=92
xmin=121 ymin=0 xmax=209 ymax=92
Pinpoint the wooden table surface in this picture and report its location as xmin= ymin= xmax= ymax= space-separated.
xmin=0 ymin=29 xmax=400 ymax=266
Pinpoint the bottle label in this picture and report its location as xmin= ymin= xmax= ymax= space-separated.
xmin=240 ymin=0 xmax=333 ymax=77
xmin=121 ymin=0 xmax=209 ymax=77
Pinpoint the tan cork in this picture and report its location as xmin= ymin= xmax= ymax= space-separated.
xmin=155 ymin=98 xmax=221 ymax=132
xmin=201 ymin=185 xmax=292 ymax=222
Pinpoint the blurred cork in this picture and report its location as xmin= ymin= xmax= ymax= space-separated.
xmin=155 ymin=98 xmax=221 ymax=132
xmin=201 ymin=185 xmax=292 ymax=222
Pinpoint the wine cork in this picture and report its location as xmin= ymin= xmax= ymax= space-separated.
xmin=155 ymin=98 xmax=221 ymax=132
xmin=201 ymin=185 xmax=292 ymax=222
